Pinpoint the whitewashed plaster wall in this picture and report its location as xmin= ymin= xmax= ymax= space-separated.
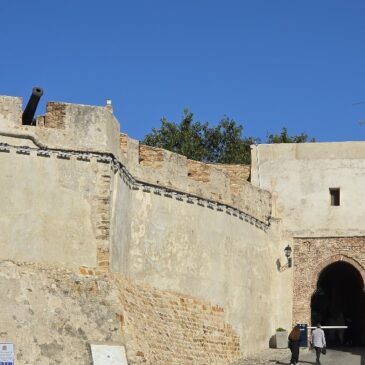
xmin=251 ymin=142 xmax=365 ymax=237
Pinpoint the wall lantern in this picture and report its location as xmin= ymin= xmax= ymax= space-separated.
xmin=284 ymin=245 xmax=292 ymax=268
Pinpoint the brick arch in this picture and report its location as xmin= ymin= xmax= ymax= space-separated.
xmin=310 ymin=254 xmax=365 ymax=294
xmin=293 ymin=237 xmax=365 ymax=327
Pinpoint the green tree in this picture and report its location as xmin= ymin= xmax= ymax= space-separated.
xmin=143 ymin=109 xmax=209 ymax=162
xmin=143 ymin=109 xmax=256 ymax=164
xmin=206 ymin=117 xmax=257 ymax=164
xmin=266 ymin=127 xmax=315 ymax=143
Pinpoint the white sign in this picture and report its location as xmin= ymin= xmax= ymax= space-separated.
xmin=90 ymin=344 xmax=128 ymax=365
xmin=0 ymin=343 xmax=14 ymax=365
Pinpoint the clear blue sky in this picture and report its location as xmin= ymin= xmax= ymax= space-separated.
xmin=1 ymin=1 xmax=365 ymax=142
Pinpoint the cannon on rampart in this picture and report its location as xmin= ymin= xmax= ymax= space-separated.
xmin=22 ymin=87 xmax=43 ymax=125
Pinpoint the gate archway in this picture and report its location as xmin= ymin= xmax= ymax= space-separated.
xmin=311 ymin=260 xmax=365 ymax=346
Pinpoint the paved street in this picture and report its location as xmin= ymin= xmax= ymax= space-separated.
xmin=278 ymin=347 xmax=365 ymax=365
xmin=232 ymin=347 xmax=365 ymax=365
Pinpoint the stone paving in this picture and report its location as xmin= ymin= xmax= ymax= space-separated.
xmin=231 ymin=347 xmax=365 ymax=365
xmin=230 ymin=348 xmax=289 ymax=365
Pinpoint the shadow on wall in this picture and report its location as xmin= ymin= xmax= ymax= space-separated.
xmin=269 ymin=334 xmax=276 ymax=348
xmin=276 ymin=258 xmax=290 ymax=272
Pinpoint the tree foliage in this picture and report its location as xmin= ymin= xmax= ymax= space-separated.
xmin=143 ymin=111 xmax=315 ymax=164
xmin=143 ymin=109 xmax=257 ymax=164
xmin=266 ymin=127 xmax=315 ymax=144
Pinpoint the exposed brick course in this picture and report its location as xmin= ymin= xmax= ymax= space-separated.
xmin=120 ymin=134 xmax=128 ymax=155
xmin=187 ymin=160 xmax=211 ymax=183
xmin=44 ymin=102 xmax=66 ymax=129
xmin=116 ymin=276 xmax=241 ymax=365
xmin=208 ymin=164 xmax=251 ymax=192
xmin=139 ymin=144 xmax=164 ymax=168
xmin=93 ymin=164 xmax=113 ymax=273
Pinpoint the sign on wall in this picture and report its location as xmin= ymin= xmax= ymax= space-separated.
xmin=90 ymin=344 xmax=128 ymax=365
xmin=0 ymin=343 xmax=14 ymax=365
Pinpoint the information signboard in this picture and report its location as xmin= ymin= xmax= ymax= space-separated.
xmin=90 ymin=344 xmax=127 ymax=365
xmin=0 ymin=343 xmax=14 ymax=365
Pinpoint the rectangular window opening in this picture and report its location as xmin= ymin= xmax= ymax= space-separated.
xmin=329 ymin=188 xmax=340 ymax=206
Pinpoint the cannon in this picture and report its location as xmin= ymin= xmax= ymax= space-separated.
xmin=22 ymin=87 xmax=43 ymax=125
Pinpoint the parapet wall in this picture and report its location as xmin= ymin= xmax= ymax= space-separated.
xmin=0 ymin=96 xmax=121 ymax=156
xmin=120 ymin=134 xmax=271 ymax=223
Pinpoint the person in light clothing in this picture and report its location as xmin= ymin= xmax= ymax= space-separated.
xmin=312 ymin=324 xmax=326 ymax=365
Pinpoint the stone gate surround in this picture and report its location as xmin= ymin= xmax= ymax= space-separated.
xmin=293 ymin=237 xmax=365 ymax=326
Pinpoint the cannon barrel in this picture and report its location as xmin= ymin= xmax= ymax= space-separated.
xmin=22 ymin=87 xmax=43 ymax=125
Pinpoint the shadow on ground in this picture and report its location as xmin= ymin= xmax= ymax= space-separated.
xmin=276 ymin=347 xmax=365 ymax=365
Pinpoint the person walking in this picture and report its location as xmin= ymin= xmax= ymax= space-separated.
xmin=312 ymin=323 xmax=326 ymax=365
xmin=288 ymin=324 xmax=301 ymax=365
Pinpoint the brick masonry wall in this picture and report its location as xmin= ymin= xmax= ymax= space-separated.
xmin=139 ymin=144 xmax=164 ymax=168
xmin=187 ymin=159 xmax=211 ymax=183
xmin=43 ymin=102 xmax=67 ymax=129
xmin=293 ymin=237 xmax=365 ymax=326
xmin=120 ymin=134 xmax=128 ymax=155
xmin=207 ymin=164 xmax=251 ymax=193
xmin=93 ymin=162 xmax=113 ymax=273
xmin=114 ymin=275 xmax=241 ymax=365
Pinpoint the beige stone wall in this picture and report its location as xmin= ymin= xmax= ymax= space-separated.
xmin=113 ymin=138 xmax=292 ymax=355
xmin=293 ymin=237 xmax=365 ymax=326
xmin=0 ymin=96 xmax=22 ymax=125
xmin=0 ymin=94 xmax=292 ymax=359
xmin=0 ymin=144 xmax=101 ymax=268
xmin=120 ymin=136 xmax=271 ymax=224
xmin=251 ymin=142 xmax=365 ymax=237
xmin=0 ymin=259 xmax=240 ymax=365
xmin=110 ymin=178 xmax=292 ymax=355
xmin=0 ymin=95 xmax=120 ymax=270
xmin=250 ymin=142 xmax=365 ymax=331
xmin=0 ymin=98 xmax=121 ymax=157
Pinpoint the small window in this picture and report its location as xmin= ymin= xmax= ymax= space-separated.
xmin=329 ymin=188 xmax=340 ymax=206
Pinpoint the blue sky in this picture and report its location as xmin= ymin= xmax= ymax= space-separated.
xmin=1 ymin=1 xmax=365 ymax=142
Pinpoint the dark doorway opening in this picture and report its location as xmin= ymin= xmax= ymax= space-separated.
xmin=311 ymin=261 xmax=365 ymax=347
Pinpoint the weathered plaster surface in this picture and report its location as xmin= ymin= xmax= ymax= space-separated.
xmin=0 ymin=147 xmax=98 ymax=268
xmin=251 ymin=142 xmax=365 ymax=237
xmin=111 ymin=184 xmax=291 ymax=355
xmin=251 ymin=142 xmax=365 ymax=328
xmin=120 ymin=134 xmax=272 ymax=224
xmin=0 ymin=260 xmax=241 ymax=365
xmin=0 ymin=93 xmax=293 ymax=360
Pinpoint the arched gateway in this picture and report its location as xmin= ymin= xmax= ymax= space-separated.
xmin=293 ymin=237 xmax=365 ymax=346
xmin=311 ymin=260 xmax=365 ymax=345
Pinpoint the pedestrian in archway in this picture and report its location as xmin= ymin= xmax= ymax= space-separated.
xmin=312 ymin=323 xmax=326 ymax=365
xmin=288 ymin=324 xmax=301 ymax=365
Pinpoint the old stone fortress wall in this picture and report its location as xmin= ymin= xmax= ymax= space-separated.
xmin=0 ymin=91 xmax=364 ymax=363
